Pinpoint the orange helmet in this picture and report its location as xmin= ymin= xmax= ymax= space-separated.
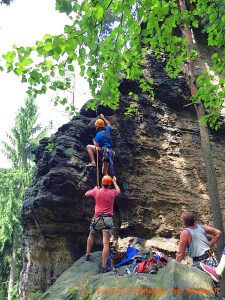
xmin=101 ymin=175 xmax=112 ymax=186
xmin=95 ymin=119 xmax=105 ymax=128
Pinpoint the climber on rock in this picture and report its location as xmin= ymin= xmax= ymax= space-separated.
xmin=176 ymin=211 xmax=222 ymax=279
xmin=86 ymin=114 xmax=114 ymax=175
xmin=84 ymin=175 xmax=120 ymax=273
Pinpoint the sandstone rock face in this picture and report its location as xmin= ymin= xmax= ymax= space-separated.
xmin=20 ymin=60 xmax=225 ymax=298
xmin=38 ymin=252 xmax=215 ymax=300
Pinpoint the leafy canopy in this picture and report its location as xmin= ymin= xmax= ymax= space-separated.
xmin=1 ymin=0 xmax=225 ymax=127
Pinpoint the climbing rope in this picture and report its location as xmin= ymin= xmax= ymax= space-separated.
xmin=96 ymin=146 xmax=100 ymax=188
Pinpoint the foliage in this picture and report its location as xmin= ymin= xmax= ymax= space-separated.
xmin=0 ymin=168 xmax=29 ymax=246
xmin=28 ymin=291 xmax=43 ymax=300
xmin=124 ymin=99 xmax=139 ymax=116
xmin=0 ymin=97 xmax=47 ymax=299
xmin=2 ymin=97 xmax=47 ymax=168
xmin=45 ymin=142 xmax=55 ymax=154
xmin=67 ymin=285 xmax=79 ymax=300
xmin=0 ymin=237 xmax=11 ymax=298
xmin=0 ymin=168 xmax=31 ymax=300
xmin=0 ymin=0 xmax=225 ymax=127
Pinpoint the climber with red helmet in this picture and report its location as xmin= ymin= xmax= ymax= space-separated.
xmin=86 ymin=114 xmax=113 ymax=175
xmin=84 ymin=175 xmax=120 ymax=273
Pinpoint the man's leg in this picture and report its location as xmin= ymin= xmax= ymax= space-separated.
xmin=102 ymin=231 xmax=110 ymax=268
xmin=102 ymin=149 xmax=114 ymax=176
xmin=200 ymin=247 xmax=225 ymax=282
xmin=86 ymin=232 xmax=95 ymax=257
xmin=86 ymin=145 xmax=97 ymax=165
xmin=102 ymin=161 xmax=109 ymax=175
xmin=216 ymin=247 xmax=225 ymax=275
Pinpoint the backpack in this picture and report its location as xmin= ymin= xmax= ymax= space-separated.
xmin=137 ymin=256 xmax=168 ymax=273
xmin=137 ymin=257 xmax=157 ymax=273
xmin=114 ymin=246 xmax=139 ymax=268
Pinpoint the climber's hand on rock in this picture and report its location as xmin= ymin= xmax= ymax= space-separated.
xmin=112 ymin=176 xmax=117 ymax=183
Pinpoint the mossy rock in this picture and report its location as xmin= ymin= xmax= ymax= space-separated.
xmin=40 ymin=252 xmax=215 ymax=300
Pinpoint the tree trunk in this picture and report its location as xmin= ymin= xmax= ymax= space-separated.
xmin=7 ymin=227 xmax=18 ymax=300
xmin=177 ymin=0 xmax=225 ymax=295
xmin=195 ymin=103 xmax=224 ymax=239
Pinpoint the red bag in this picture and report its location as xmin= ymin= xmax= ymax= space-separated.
xmin=137 ymin=257 xmax=157 ymax=273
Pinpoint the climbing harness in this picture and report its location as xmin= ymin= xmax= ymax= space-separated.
xmin=100 ymin=147 xmax=115 ymax=176
xmin=91 ymin=213 xmax=113 ymax=232
xmin=98 ymin=128 xmax=115 ymax=175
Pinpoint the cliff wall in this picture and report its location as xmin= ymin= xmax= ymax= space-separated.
xmin=20 ymin=55 xmax=225 ymax=298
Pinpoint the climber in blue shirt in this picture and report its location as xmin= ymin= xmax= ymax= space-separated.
xmin=95 ymin=122 xmax=112 ymax=148
xmin=86 ymin=114 xmax=114 ymax=176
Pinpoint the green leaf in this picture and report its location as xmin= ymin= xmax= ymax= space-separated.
xmin=60 ymin=98 xmax=68 ymax=105
xmin=95 ymin=4 xmax=104 ymax=20
xmin=20 ymin=58 xmax=33 ymax=67
xmin=59 ymin=69 xmax=65 ymax=76
xmin=79 ymin=48 xmax=86 ymax=58
xmin=56 ymin=0 xmax=73 ymax=15
xmin=212 ymin=53 xmax=218 ymax=60
xmin=44 ymin=42 xmax=53 ymax=51
xmin=189 ymin=49 xmax=197 ymax=59
xmin=68 ymin=64 xmax=74 ymax=72
xmin=43 ymin=34 xmax=52 ymax=41
xmin=30 ymin=70 xmax=40 ymax=81
xmin=80 ymin=65 xmax=85 ymax=76
xmin=2 ymin=51 xmax=16 ymax=65
xmin=192 ymin=20 xmax=198 ymax=28
xmin=46 ymin=60 xmax=53 ymax=68
xmin=15 ymin=67 xmax=25 ymax=75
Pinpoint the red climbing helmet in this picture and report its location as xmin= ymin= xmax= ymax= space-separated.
xmin=95 ymin=119 xmax=105 ymax=128
xmin=101 ymin=175 xmax=112 ymax=186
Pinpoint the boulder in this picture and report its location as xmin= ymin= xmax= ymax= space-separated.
xmin=38 ymin=252 xmax=215 ymax=300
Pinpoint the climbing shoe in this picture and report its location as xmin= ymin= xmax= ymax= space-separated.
xmin=84 ymin=254 xmax=91 ymax=261
xmin=86 ymin=162 xmax=96 ymax=167
xmin=200 ymin=262 xmax=221 ymax=283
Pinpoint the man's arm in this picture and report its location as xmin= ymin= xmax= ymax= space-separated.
xmin=85 ymin=188 xmax=97 ymax=198
xmin=176 ymin=230 xmax=189 ymax=262
xmin=100 ymin=114 xmax=111 ymax=127
xmin=92 ymin=138 xmax=99 ymax=147
xmin=112 ymin=176 xmax=120 ymax=193
xmin=202 ymin=225 xmax=222 ymax=249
